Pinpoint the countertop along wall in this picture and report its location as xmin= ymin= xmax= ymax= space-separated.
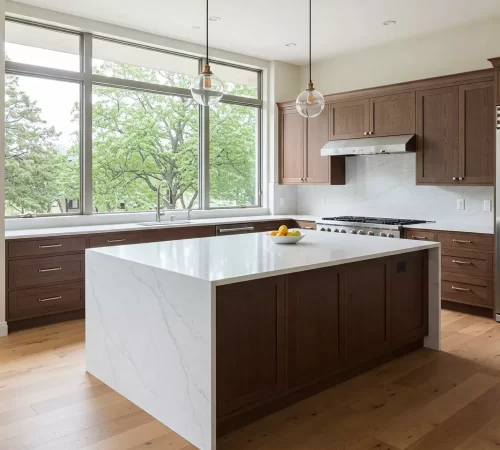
xmin=296 ymin=17 xmax=499 ymax=226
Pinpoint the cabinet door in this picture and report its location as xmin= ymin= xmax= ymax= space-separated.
xmin=216 ymin=276 xmax=285 ymax=418
xmin=328 ymin=99 xmax=370 ymax=140
xmin=141 ymin=226 xmax=215 ymax=243
xmin=459 ymin=81 xmax=494 ymax=185
xmin=416 ymin=86 xmax=460 ymax=185
xmin=390 ymin=252 xmax=427 ymax=347
xmin=344 ymin=259 xmax=389 ymax=364
xmin=279 ymin=107 xmax=305 ymax=184
xmin=286 ymin=267 xmax=342 ymax=389
xmin=370 ymin=92 xmax=416 ymax=137
xmin=305 ymin=110 xmax=345 ymax=185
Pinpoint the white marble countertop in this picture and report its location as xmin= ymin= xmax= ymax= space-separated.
xmin=89 ymin=230 xmax=440 ymax=286
xmin=403 ymin=220 xmax=494 ymax=235
xmin=5 ymin=215 xmax=318 ymax=240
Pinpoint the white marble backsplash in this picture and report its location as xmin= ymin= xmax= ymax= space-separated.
xmin=297 ymin=154 xmax=494 ymax=226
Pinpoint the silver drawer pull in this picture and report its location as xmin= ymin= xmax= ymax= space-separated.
xmin=38 ymin=244 xmax=62 ymax=249
xmin=107 ymin=239 xmax=126 ymax=243
xmin=451 ymin=286 xmax=471 ymax=292
xmin=453 ymin=239 xmax=472 ymax=244
xmin=218 ymin=227 xmax=255 ymax=233
xmin=411 ymin=236 xmax=427 ymax=240
xmin=452 ymin=260 xmax=471 ymax=265
xmin=38 ymin=267 xmax=62 ymax=273
xmin=39 ymin=296 xmax=62 ymax=302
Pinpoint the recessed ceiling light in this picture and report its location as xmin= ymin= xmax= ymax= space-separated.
xmin=192 ymin=25 xmax=200 ymax=30
xmin=383 ymin=20 xmax=397 ymax=26
xmin=285 ymin=43 xmax=296 ymax=47
xmin=209 ymin=16 xmax=222 ymax=21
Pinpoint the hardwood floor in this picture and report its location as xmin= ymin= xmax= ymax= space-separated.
xmin=2 ymin=309 xmax=500 ymax=449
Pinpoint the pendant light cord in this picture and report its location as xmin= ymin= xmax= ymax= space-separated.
xmin=309 ymin=0 xmax=312 ymax=85
xmin=206 ymin=0 xmax=209 ymax=64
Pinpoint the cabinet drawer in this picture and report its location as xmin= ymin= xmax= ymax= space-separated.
xmin=441 ymin=250 xmax=492 ymax=279
xmin=141 ymin=226 xmax=215 ymax=243
xmin=294 ymin=220 xmax=317 ymax=230
xmin=405 ymin=230 xmax=436 ymax=241
xmin=8 ymin=236 xmax=86 ymax=259
xmin=253 ymin=220 xmax=296 ymax=233
xmin=437 ymin=232 xmax=493 ymax=252
xmin=9 ymin=254 xmax=85 ymax=290
xmin=442 ymin=277 xmax=492 ymax=308
xmin=8 ymin=282 xmax=84 ymax=321
xmin=88 ymin=232 xmax=142 ymax=248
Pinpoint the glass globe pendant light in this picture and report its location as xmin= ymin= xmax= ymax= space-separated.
xmin=296 ymin=0 xmax=324 ymax=118
xmin=190 ymin=0 xmax=224 ymax=106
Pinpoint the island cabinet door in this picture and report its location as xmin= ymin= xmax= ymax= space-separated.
xmin=344 ymin=258 xmax=390 ymax=364
xmin=216 ymin=276 xmax=285 ymax=418
xmin=389 ymin=251 xmax=428 ymax=347
xmin=286 ymin=267 xmax=343 ymax=389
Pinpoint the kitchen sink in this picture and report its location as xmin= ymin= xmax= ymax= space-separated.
xmin=136 ymin=220 xmax=192 ymax=227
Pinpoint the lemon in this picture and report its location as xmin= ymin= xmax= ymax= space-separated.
xmin=278 ymin=225 xmax=288 ymax=235
xmin=287 ymin=232 xmax=294 ymax=236
xmin=270 ymin=231 xmax=279 ymax=236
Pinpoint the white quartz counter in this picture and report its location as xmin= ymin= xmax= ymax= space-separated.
xmin=403 ymin=220 xmax=494 ymax=235
xmin=5 ymin=214 xmax=318 ymax=240
xmin=90 ymin=230 xmax=439 ymax=286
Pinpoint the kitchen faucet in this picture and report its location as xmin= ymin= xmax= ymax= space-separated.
xmin=156 ymin=180 xmax=172 ymax=223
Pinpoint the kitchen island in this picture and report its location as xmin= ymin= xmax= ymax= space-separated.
xmin=86 ymin=231 xmax=440 ymax=450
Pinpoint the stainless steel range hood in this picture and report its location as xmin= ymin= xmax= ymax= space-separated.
xmin=321 ymin=134 xmax=416 ymax=157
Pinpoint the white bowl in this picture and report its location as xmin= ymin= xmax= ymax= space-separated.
xmin=267 ymin=233 xmax=305 ymax=245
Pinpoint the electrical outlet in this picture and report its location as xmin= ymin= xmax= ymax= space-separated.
xmin=279 ymin=197 xmax=285 ymax=207
xmin=320 ymin=196 xmax=326 ymax=205
xmin=484 ymin=200 xmax=492 ymax=212
xmin=457 ymin=199 xmax=465 ymax=210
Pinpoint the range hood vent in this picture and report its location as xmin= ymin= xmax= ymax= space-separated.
xmin=321 ymin=134 xmax=416 ymax=157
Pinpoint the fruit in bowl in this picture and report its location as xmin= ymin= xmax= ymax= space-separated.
xmin=267 ymin=225 xmax=305 ymax=244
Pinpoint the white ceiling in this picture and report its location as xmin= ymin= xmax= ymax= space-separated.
xmin=13 ymin=0 xmax=500 ymax=65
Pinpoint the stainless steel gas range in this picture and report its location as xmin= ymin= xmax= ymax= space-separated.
xmin=316 ymin=216 xmax=431 ymax=239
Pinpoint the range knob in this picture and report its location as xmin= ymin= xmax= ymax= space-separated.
xmin=350 ymin=229 xmax=357 ymax=234
xmin=340 ymin=229 xmax=346 ymax=234
xmin=380 ymin=232 xmax=387 ymax=237
xmin=367 ymin=231 xmax=374 ymax=236
xmin=357 ymin=230 xmax=364 ymax=235
xmin=320 ymin=228 xmax=325 ymax=231
xmin=333 ymin=228 xmax=339 ymax=233
xmin=327 ymin=228 xmax=331 ymax=232
xmin=388 ymin=234 xmax=395 ymax=238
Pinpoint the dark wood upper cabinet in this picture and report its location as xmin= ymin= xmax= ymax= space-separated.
xmin=416 ymin=86 xmax=460 ymax=185
xmin=279 ymin=106 xmax=345 ymax=185
xmin=216 ymin=276 xmax=285 ymax=418
xmin=328 ymin=98 xmax=370 ymax=140
xmin=286 ymin=267 xmax=342 ymax=389
xmin=459 ymin=81 xmax=494 ymax=185
xmin=370 ymin=92 xmax=416 ymax=137
xmin=279 ymin=107 xmax=305 ymax=184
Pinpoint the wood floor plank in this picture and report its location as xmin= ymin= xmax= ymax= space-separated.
xmin=127 ymin=430 xmax=195 ymax=450
xmin=0 ymin=406 xmax=37 ymax=427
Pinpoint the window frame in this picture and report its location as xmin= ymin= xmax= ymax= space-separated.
xmin=4 ymin=18 xmax=263 ymax=218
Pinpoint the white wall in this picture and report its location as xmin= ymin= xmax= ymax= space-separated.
xmin=296 ymin=18 xmax=497 ymax=225
xmin=0 ymin=0 xmax=6 ymax=337
xmin=300 ymin=17 xmax=500 ymax=94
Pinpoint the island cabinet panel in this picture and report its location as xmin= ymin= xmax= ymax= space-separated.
xmin=370 ymin=92 xmax=416 ymax=137
xmin=141 ymin=225 xmax=216 ymax=243
xmin=286 ymin=267 xmax=343 ymax=389
xmin=459 ymin=81 xmax=495 ymax=185
xmin=216 ymin=276 xmax=285 ymax=418
xmin=344 ymin=259 xmax=389 ymax=364
xmin=416 ymin=86 xmax=460 ymax=185
xmin=389 ymin=252 xmax=428 ymax=346
xmin=328 ymin=98 xmax=370 ymax=140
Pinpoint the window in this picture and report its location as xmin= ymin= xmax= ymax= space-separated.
xmin=5 ymin=75 xmax=81 ymax=216
xmin=5 ymin=19 xmax=263 ymax=217
xmin=209 ymin=104 xmax=259 ymax=207
xmin=6 ymin=21 xmax=80 ymax=71
xmin=92 ymin=87 xmax=199 ymax=212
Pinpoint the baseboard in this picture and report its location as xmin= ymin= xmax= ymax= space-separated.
xmin=0 ymin=321 xmax=8 ymax=337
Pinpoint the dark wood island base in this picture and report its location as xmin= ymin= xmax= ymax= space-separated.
xmin=216 ymin=251 xmax=429 ymax=436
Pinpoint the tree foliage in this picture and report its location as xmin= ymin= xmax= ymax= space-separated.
xmin=5 ymin=60 xmax=258 ymax=216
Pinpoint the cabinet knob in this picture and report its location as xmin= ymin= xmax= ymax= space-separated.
xmin=458 ymin=177 xmax=464 ymax=181
xmin=369 ymin=131 xmax=374 ymax=135
xmin=453 ymin=177 xmax=457 ymax=181
xmin=364 ymin=132 xmax=368 ymax=136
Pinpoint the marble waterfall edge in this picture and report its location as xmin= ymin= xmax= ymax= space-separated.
xmin=85 ymin=250 xmax=214 ymax=450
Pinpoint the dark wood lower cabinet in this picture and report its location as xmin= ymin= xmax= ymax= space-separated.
xmin=216 ymin=251 xmax=428 ymax=434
